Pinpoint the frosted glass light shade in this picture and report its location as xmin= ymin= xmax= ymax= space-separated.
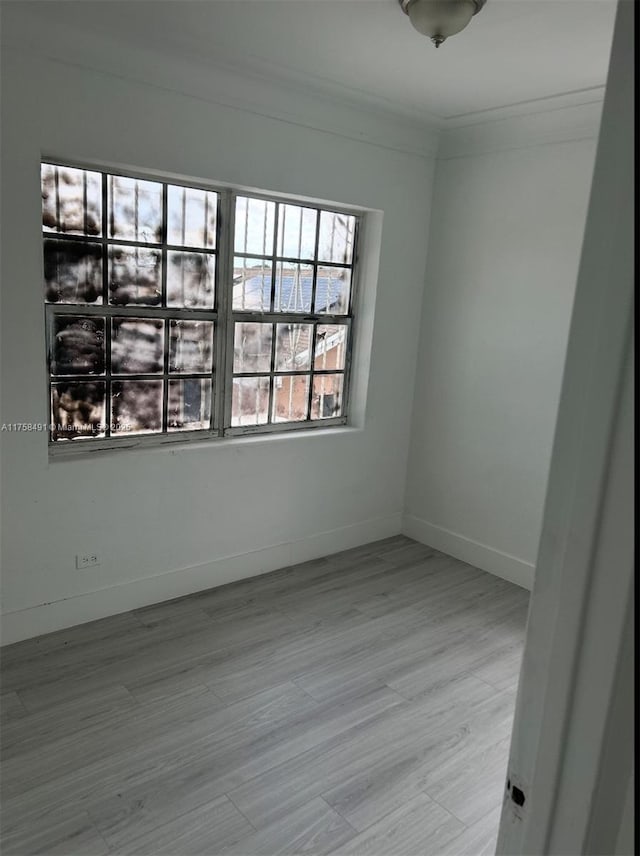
xmin=407 ymin=0 xmax=476 ymax=40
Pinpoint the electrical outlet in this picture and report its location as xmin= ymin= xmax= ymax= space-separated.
xmin=76 ymin=553 xmax=101 ymax=569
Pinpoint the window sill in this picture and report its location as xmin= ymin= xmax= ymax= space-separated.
xmin=47 ymin=420 xmax=362 ymax=463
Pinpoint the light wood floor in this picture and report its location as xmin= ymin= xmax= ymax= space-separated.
xmin=0 ymin=536 xmax=528 ymax=856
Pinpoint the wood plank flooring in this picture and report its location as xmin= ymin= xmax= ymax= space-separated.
xmin=0 ymin=536 xmax=528 ymax=855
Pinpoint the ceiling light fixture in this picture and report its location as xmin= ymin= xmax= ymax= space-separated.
xmin=399 ymin=0 xmax=486 ymax=48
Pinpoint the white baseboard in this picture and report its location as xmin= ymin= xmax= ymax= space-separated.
xmin=402 ymin=514 xmax=534 ymax=591
xmin=0 ymin=513 xmax=402 ymax=646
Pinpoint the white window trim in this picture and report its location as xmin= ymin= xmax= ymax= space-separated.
xmin=42 ymin=160 xmax=362 ymax=456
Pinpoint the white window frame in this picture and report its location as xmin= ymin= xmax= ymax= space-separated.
xmin=43 ymin=161 xmax=361 ymax=456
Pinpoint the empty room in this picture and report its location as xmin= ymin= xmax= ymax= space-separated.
xmin=0 ymin=1 xmax=633 ymax=855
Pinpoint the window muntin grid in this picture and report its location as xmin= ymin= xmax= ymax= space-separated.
xmin=42 ymin=163 xmax=358 ymax=449
xmin=228 ymin=195 xmax=356 ymax=433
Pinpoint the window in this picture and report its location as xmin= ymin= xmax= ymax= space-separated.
xmin=41 ymin=163 xmax=359 ymax=450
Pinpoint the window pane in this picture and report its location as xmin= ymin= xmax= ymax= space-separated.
xmin=42 ymin=165 xmax=358 ymax=447
xmin=275 ymin=323 xmax=313 ymax=372
xmin=51 ymin=316 xmax=105 ymax=375
xmin=233 ymin=322 xmax=273 ymax=373
xmin=273 ymin=375 xmax=310 ymax=423
xmin=314 ymin=325 xmax=348 ymax=371
xmin=233 ymin=258 xmax=272 ymax=311
xmin=111 ymin=318 xmax=164 ymax=374
xmin=108 ymin=175 xmax=162 ymax=243
xmin=318 ymin=211 xmax=356 ymax=265
xmin=169 ymin=320 xmax=214 ymax=374
xmin=112 ymin=380 xmax=163 ymax=434
xmin=109 ymin=245 xmax=162 ymax=306
xmin=276 ymin=204 xmax=317 ymax=260
xmin=234 ymin=196 xmax=275 ymax=255
xmin=167 ymin=251 xmax=215 ymax=309
xmin=44 ymin=240 xmax=103 ymax=304
xmin=231 ymin=376 xmax=269 ymax=427
xmin=51 ymin=381 xmax=105 ymax=440
xmin=168 ymin=379 xmax=211 ymax=431
xmin=167 ymin=185 xmax=217 ymax=249
xmin=311 ymin=373 xmax=344 ymax=419
xmin=274 ymin=263 xmax=313 ymax=313
xmin=314 ymin=267 xmax=351 ymax=315
xmin=41 ymin=164 xmax=102 ymax=237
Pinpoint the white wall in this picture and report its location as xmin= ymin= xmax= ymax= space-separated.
xmin=403 ymin=105 xmax=602 ymax=589
xmin=0 ymin=7 xmax=437 ymax=643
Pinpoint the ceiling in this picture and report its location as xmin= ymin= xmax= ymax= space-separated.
xmin=16 ymin=0 xmax=617 ymax=122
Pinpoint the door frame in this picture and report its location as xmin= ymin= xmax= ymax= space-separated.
xmin=496 ymin=1 xmax=634 ymax=852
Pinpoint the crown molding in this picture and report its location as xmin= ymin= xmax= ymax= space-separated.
xmin=438 ymin=98 xmax=604 ymax=160
xmin=0 ymin=6 xmax=441 ymax=160
xmin=1 ymin=4 xmax=608 ymax=164
xmin=443 ymin=85 xmax=607 ymax=129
